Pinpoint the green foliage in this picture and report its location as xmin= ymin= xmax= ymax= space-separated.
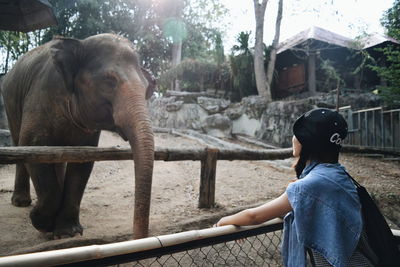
xmin=214 ymin=32 xmax=225 ymax=66
xmin=39 ymin=0 xmax=171 ymax=75
xmin=39 ymin=0 xmax=227 ymax=76
xmin=158 ymin=58 xmax=219 ymax=92
xmin=1 ymin=0 xmax=230 ymax=94
xmin=0 ymin=31 xmax=38 ymax=73
xmin=381 ymin=0 xmax=400 ymax=40
xmin=370 ymin=46 xmax=400 ymax=106
xmin=229 ymin=32 xmax=257 ymax=101
xmin=370 ymin=0 xmax=400 ymax=106
xmin=181 ymin=0 xmax=228 ymax=60
xmin=318 ymin=59 xmax=343 ymax=91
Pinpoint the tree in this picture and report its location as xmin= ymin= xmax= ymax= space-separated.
xmin=214 ymin=32 xmax=225 ymax=67
xmin=265 ymin=0 xmax=283 ymax=95
xmin=158 ymin=58 xmax=219 ymax=92
xmin=381 ymin=0 xmax=400 ymax=40
xmin=230 ymin=32 xmax=257 ymax=101
xmin=41 ymin=0 xmax=171 ymax=75
xmin=1 ymin=0 xmax=228 ymax=88
xmin=158 ymin=0 xmax=228 ymax=90
xmin=252 ymin=0 xmax=269 ymax=100
xmin=370 ymin=47 xmax=400 ymax=106
xmin=371 ymin=0 xmax=400 ymax=106
xmin=252 ymin=0 xmax=283 ymax=101
xmin=158 ymin=0 xmax=185 ymax=90
xmin=0 ymin=31 xmax=34 ymax=73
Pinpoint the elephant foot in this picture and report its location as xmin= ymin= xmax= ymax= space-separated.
xmin=30 ymin=206 xmax=55 ymax=233
xmin=11 ymin=193 xmax=32 ymax=207
xmin=53 ymin=220 xmax=83 ymax=239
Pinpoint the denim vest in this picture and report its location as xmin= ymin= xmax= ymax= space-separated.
xmin=281 ymin=162 xmax=363 ymax=267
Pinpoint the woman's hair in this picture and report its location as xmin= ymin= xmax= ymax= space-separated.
xmin=294 ymin=145 xmax=340 ymax=178
xmin=294 ymin=147 xmax=310 ymax=178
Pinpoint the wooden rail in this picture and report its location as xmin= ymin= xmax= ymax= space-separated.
xmin=0 ymin=146 xmax=293 ymax=164
xmin=1 ymin=145 xmax=395 ymax=208
xmin=0 ymin=146 xmax=293 ymax=208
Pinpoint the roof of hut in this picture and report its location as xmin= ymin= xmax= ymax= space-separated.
xmin=277 ymin=26 xmax=399 ymax=54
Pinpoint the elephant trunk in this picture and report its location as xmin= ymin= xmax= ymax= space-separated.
xmin=113 ymin=85 xmax=154 ymax=239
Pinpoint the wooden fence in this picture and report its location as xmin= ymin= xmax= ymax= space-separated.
xmin=0 ymin=144 xmax=398 ymax=208
xmin=0 ymin=146 xmax=292 ymax=208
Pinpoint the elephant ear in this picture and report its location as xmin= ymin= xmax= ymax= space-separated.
xmin=141 ymin=67 xmax=157 ymax=100
xmin=50 ymin=37 xmax=83 ymax=92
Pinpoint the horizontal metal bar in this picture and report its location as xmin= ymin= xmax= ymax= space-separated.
xmin=382 ymin=109 xmax=400 ymax=114
xmin=352 ymin=107 xmax=383 ymax=113
xmin=338 ymin=105 xmax=352 ymax=111
xmin=342 ymin=145 xmax=400 ymax=156
xmin=347 ymin=128 xmax=359 ymax=133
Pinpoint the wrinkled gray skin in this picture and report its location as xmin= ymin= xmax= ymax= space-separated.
xmin=1 ymin=34 xmax=155 ymax=239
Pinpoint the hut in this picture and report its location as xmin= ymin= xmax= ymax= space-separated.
xmin=273 ymin=26 xmax=399 ymax=99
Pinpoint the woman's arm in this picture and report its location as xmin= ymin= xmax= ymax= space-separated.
xmin=216 ymin=192 xmax=292 ymax=227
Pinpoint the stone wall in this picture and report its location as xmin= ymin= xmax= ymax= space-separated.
xmin=149 ymin=91 xmax=381 ymax=148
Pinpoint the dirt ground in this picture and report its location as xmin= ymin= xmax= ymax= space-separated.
xmin=0 ymin=131 xmax=399 ymax=256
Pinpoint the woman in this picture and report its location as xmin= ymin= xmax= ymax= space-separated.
xmin=216 ymin=108 xmax=376 ymax=267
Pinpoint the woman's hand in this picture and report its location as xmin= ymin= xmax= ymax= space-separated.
xmin=216 ymin=217 xmax=227 ymax=227
xmin=213 ymin=216 xmax=231 ymax=227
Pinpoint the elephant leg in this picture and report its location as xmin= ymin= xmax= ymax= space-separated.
xmin=53 ymin=161 xmax=94 ymax=238
xmin=28 ymin=163 xmax=63 ymax=233
xmin=11 ymin=163 xmax=31 ymax=207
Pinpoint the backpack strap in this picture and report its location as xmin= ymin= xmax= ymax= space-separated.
xmin=343 ymin=170 xmax=362 ymax=188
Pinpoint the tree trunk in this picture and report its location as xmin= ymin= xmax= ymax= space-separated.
xmin=171 ymin=41 xmax=182 ymax=91
xmin=265 ymin=0 xmax=283 ymax=98
xmin=170 ymin=0 xmax=184 ymax=91
xmin=253 ymin=0 xmax=269 ymax=100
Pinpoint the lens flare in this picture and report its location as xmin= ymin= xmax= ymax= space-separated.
xmin=163 ymin=17 xmax=187 ymax=43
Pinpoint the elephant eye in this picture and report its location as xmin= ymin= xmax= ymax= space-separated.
xmin=102 ymin=73 xmax=118 ymax=88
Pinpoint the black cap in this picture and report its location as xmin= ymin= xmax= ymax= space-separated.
xmin=293 ymin=108 xmax=348 ymax=150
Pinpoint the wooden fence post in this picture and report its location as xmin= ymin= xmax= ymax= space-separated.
xmin=198 ymin=148 xmax=218 ymax=208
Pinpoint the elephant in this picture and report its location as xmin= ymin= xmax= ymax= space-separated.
xmin=1 ymin=33 xmax=155 ymax=239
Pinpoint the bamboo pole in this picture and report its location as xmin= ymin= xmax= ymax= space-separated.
xmin=0 ymin=219 xmax=284 ymax=267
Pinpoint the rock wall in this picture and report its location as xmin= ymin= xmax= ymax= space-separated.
xmin=149 ymin=91 xmax=381 ymax=148
xmin=149 ymin=93 xmax=267 ymax=140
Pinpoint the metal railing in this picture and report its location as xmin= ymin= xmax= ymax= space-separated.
xmin=340 ymin=106 xmax=400 ymax=150
xmin=0 ymin=219 xmax=284 ymax=267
